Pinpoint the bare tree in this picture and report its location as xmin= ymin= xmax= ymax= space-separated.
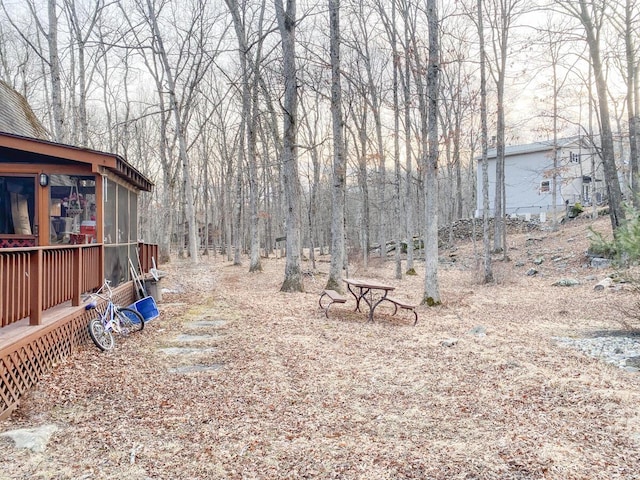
xmin=422 ymin=0 xmax=441 ymax=305
xmin=63 ymin=0 xmax=104 ymax=146
xmin=556 ymin=0 xmax=625 ymax=231
xmin=476 ymin=0 xmax=494 ymax=283
xmin=325 ymin=0 xmax=347 ymax=291
xmin=611 ymin=0 xmax=639 ymax=204
xmin=399 ymin=0 xmax=416 ymax=275
xmin=225 ymin=0 xmax=268 ymax=272
xmin=376 ymin=0 xmax=403 ymax=279
xmin=534 ymin=14 xmax=583 ymax=231
xmin=484 ymin=0 xmax=527 ymax=255
xmin=275 ymin=0 xmax=304 ymax=292
xmin=351 ymin=2 xmax=389 ymax=261
xmin=2 ymin=0 xmax=65 ymax=140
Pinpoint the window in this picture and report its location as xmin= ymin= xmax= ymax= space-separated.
xmin=540 ymin=181 xmax=550 ymax=193
xmin=49 ymin=175 xmax=96 ymax=244
xmin=0 ymin=176 xmax=35 ymax=235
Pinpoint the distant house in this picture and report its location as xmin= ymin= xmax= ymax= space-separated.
xmin=475 ymin=137 xmax=606 ymax=218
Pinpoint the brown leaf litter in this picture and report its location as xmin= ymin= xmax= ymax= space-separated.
xmin=1 ymin=216 xmax=640 ymax=479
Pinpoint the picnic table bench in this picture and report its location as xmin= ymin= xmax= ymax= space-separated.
xmin=383 ymin=296 xmax=418 ymax=325
xmin=319 ymin=289 xmax=347 ymax=317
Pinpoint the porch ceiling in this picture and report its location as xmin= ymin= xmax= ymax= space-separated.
xmin=0 ymin=131 xmax=153 ymax=192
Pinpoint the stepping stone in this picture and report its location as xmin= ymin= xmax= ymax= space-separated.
xmin=173 ymin=334 xmax=215 ymax=343
xmin=168 ymin=364 xmax=223 ymax=374
xmin=188 ymin=320 xmax=227 ymax=328
xmin=158 ymin=347 xmax=217 ymax=355
xmin=0 ymin=424 xmax=58 ymax=453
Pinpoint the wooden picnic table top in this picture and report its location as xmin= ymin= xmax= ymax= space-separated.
xmin=343 ymin=278 xmax=395 ymax=291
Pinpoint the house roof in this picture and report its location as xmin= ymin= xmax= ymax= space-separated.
xmin=0 ymin=82 xmax=153 ymax=192
xmin=0 ymin=81 xmax=50 ymax=140
xmin=480 ymin=137 xmax=582 ymax=161
xmin=0 ymin=131 xmax=154 ymax=192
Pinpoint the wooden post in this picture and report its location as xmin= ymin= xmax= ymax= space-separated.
xmin=98 ymin=244 xmax=104 ymax=288
xmin=29 ymin=249 xmax=43 ymax=325
xmin=72 ymin=246 xmax=82 ymax=306
xmin=37 ymin=172 xmax=50 ymax=246
xmin=0 ymin=254 xmax=4 ymax=326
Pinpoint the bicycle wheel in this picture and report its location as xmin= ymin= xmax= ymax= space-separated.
xmin=116 ymin=307 xmax=145 ymax=334
xmin=88 ymin=317 xmax=115 ymax=351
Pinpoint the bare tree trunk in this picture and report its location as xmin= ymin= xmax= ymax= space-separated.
xmin=349 ymin=100 xmax=370 ymax=269
xmin=326 ymin=0 xmax=346 ymax=291
xmin=623 ymin=0 xmax=639 ymax=205
xmin=145 ymin=0 xmax=199 ymax=263
xmin=559 ymin=0 xmax=625 ymax=231
xmin=423 ymin=0 xmax=440 ymax=306
xmin=390 ymin=0 xmax=402 ymax=280
xmin=477 ymin=0 xmax=494 ymax=283
xmin=275 ymin=0 xmax=304 ymax=292
xmin=225 ymin=0 xmax=265 ymax=272
xmin=48 ymin=0 xmax=64 ymax=142
xmin=487 ymin=0 xmax=517 ymax=256
xmin=64 ymin=0 xmax=102 ymax=147
xmin=401 ymin=3 xmax=415 ymax=275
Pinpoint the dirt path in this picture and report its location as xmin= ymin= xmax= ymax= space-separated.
xmin=2 ymin=217 xmax=640 ymax=479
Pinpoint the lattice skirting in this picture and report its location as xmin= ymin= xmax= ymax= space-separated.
xmin=0 ymin=284 xmax=135 ymax=419
xmin=0 ymin=238 xmax=36 ymax=248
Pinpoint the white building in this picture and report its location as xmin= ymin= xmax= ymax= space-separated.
xmin=475 ymin=137 xmax=605 ymax=218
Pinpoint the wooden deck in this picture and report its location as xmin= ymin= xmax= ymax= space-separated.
xmin=0 ymin=241 xmax=157 ymax=420
xmin=0 ymin=282 xmax=136 ymax=420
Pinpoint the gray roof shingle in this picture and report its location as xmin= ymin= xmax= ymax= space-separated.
xmin=0 ymin=80 xmax=49 ymax=140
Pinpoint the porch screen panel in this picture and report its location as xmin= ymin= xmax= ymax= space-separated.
xmin=130 ymin=192 xmax=138 ymax=242
xmin=104 ymin=178 xmax=117 ymax=244
xmin=104 ymin=245 xmax=128 ymax=286
xmin=117 ymin=184 xmax=129 ymax=243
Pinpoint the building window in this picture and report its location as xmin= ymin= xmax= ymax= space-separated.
xmin=49 ymin=175 xmax=96 ymax=244
xmin=0 ymin=176 xmax=35 ymax=235
xmin=540 ymin=180 xmax=550 ymax=193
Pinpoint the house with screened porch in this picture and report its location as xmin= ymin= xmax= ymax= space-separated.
xmin=0 ymin=81 xmax=158 ymax=419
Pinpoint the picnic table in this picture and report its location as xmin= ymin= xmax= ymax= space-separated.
xmin=319 ymin=278 xmax=419 ymax=325
xmin=343 ymin=278 xmax=396 ymax=323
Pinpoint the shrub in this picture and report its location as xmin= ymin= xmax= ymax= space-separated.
xmin=588 ymin=203 xmax=640 ymax=265
xmin=571 ymin=202 xmax=584 ymax=216
xmin=614 ymin=205 xmax=640 ymax=264
xmin=587 ymin=227 xmax=617 ymax=259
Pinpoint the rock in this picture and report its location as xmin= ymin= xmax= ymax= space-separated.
xmin=533 ymin=256 xmax=544 ymax=265
xmin=594 ymin=277 xmax=613 ymax=291
xmin=441 ymin=338 xmax=458 ymax=347
xmin=0 ymin=424 xmax=58 ymax=453
xmin=468 ymin=326 xmax=487 ymax=337
xmin=591 ymin=257 xmax=612 ymax=269
xmin=555 ymin=336 xmax=640 ymax=372
xmin=515 ymin=261 xmax=525 ymax=267
xmin=626 ymin=356 xmax=640 ymax=369
xmin=552 ymin=278 xmax=580 ymax=287
xmin=526 ymin=268 xmax=538 ymax=276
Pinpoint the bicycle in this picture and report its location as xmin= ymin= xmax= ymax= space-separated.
xmin=85 ymin=279 xmax=145 ymax=351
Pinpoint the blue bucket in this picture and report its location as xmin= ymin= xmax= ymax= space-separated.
xmin=129 ymin=296 xmax=159 ymax=322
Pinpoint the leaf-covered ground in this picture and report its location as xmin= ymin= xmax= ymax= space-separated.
xmin=2 ymin=216 xmax=640 ymax=479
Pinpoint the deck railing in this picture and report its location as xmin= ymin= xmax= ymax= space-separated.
xmin=138 ymin=242 xmax=159 ymax=273
xmin=0 ymin=244 xmax=103 ymax=328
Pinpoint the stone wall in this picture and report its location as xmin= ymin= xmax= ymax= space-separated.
xmin=438 ymin=217 xmax=540 ymax=246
